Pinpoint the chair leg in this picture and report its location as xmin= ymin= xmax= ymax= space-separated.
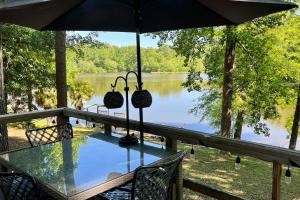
xmin=0 ymin=165 xmax=8 ymax=172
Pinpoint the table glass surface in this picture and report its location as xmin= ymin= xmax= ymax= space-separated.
xmin=0 ymin=133 xmax=176 ymax=197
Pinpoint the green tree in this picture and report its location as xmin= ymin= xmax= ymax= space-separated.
xmin=2 ymin=25 xmax=55 ymax=112
xmin=152 ymin=11 xmax=295 ymax=140
xmin=66 ymin=42 xmax=186 ymax=73
xmin=0 ymin=27 xmax=96 ymax=112
xmin=265 ymin=15 xmax=300 ymax=149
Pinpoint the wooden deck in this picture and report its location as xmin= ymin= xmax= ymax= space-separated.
xmin=0 ymin=107 xmax=300 ymax=200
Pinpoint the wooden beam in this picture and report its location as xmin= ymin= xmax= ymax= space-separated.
xmin=165 ymin=138 xmax=180 ymax=200
xmin=55 ymin=31 xmax=67 ymax=108
xmin=55 ymin=31 xmax=68 ymax=125
xmin=166 ymin=138 xmax=177 ymax=150
xmin=63 ymin=108 xmax=300 ymax=167
xmin=0 ymin=108 xmax=64 ymax=124
xmin=183 ymin=179 xmax=245 ymax=200
xmin=272 ymin=161 xmax=282 ymax=200
xmin=176 ymin=162 xmax=183 ymax=200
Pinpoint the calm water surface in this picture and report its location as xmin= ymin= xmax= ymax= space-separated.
xmin=79 ymin=73 xmax=300 ymax=150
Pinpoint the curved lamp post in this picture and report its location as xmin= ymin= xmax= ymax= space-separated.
xmin=104 ymin=71 xmax=152 ymax=146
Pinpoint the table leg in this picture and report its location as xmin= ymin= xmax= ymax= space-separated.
xmin=104 ymin=124 xmax=112 ymax=136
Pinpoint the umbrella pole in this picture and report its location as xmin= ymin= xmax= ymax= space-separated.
xmin=136 ymin=32 xmax=144 ymax=144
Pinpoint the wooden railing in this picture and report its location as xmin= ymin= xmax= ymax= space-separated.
xmin=1 ymin=107 xmax=300 ymax=200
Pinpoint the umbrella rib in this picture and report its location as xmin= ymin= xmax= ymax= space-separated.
xmin=41 ymin=0 xmax=87 ymax=30
xmin=232 ymin=0 xmax=296 ymax=5
xmin=194 ymin=0 xmax=238 ymax=25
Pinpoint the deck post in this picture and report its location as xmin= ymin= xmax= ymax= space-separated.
xmin=55 ymin=31 xmax=69 ymax=125
xmin=104 ymin=124 xmax=112 ymax=136
xmin=272 ymin=161 xmax=282 ymax=200
xmin=166 ymin=138 xmax=182 ymax=200
xmin=166 ymin=138 xmax=177 ymax=150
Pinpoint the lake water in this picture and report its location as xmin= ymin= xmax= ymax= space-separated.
xmin=79 ymin=73 xmax=300 ymax=150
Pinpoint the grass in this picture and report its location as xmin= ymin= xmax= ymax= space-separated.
xmin=178 ymin=143 xmax=300 ymax=200
xmin=6 ymin=124 xmax=300 ymax=200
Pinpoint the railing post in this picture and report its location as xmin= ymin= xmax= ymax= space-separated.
xmin=272 ymin=161 xmax=282 ymax=200
xmin=166 ymin=137 xmax=177 ymax=150
xmin=57 ymin=113 xmax=69 ymax=125
xmin=86 ymin=108 xmax=89 ymax=127
xmin=104 ymin=124 xmax=112 ymax=136
xmin=166 ymin=138 xmax=182 ymax=200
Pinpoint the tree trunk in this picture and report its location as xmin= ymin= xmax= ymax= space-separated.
xmin=27 ymin=85 xmax=33 ymax=111
xmin=289 ymin=85 xmax=300 ymax=150
xmin=55 ymin=31 xmax=69 ymax=124
xmin=220 ymin=26 xmax=236 ymax=138
xmin=234 ymin=110 xmax=244 ymax=140
xmin=0 ymin=30 xmax=8 ymax=151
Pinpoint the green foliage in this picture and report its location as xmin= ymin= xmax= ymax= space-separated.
xmin=34 ymin=89 xmax=57 ymax=109
xmin=66 ymin=43 xmax=186 ymax=73
xmin=153 ymin=10 xmax=300 ymax=136
xmin=1 ymin=26 xmax=95 ymax=111
xmin=1 ymin=25 xmax=55 ymax=112
xmin=264 ymin=14 xmax=300 ymax=133
xmin=69 ymin=80 xmax=94 ymax=103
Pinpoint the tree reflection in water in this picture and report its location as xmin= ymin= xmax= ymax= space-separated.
xmin=9 ymin=136 xmax=87 ymax=194
xmin=79 ymin=73 xmax=185 ymax=97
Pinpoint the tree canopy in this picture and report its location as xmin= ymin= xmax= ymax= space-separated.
xmin=0 ymin=25 xmax=95 ymax=112
xmin=152 ymin=9 xmax=300 ymax=140
xmin=67 ymin=43 xmax=186 ymax=73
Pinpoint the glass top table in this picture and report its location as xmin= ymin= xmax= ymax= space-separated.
xmin=0 ymin=133 xmax=177 ymax=200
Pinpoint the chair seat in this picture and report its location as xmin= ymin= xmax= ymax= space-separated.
xmin=102 ymin=188 xmax=131 ymax=200
xmin=90 ymin=182 xmax=132 ymax=200
xmin=90 ymin=151 xmax=186 ymax=200
xmin=0 ymin=173 xmax=39 ymax=200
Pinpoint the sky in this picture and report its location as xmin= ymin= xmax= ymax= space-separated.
xmin=72 ymin=9 xmax=300 ymax=48
xmin=73 ymin=31 xmax=160 ymax=48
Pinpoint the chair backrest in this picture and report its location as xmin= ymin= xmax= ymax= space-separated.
xmin=0 ymin=173 xmax=39 ymax=200
xmin=131 ymin=151 xmax=186 ymax=200
xmin=25 ymin=123 xmax=73 ymax=147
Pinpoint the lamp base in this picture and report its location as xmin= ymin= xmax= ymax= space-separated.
xmin=119 ymin=135 xmax=138 ymax=146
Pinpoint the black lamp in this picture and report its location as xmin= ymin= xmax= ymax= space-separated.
xmin=235 ymin=156 xmax=241 ymax=170
xmin=131 ymin=89 xmax=152 ymax=108
xmin=103 ymin=91 xmax=124 ymax=109
xmin=103 ymin=71 xmax=152 ymax=146
xmin=285 ymin=166 xmax=291 ymax=184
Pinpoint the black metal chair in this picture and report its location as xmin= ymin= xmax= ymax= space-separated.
xmin=92 ymin=151 xmax=186 ymax=200
xmin=25 ymin=123 xmax=73 ymax=147
xmin=0 ymin=172 xmax=40 ymax=200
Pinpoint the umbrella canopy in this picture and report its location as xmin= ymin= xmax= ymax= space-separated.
xmin=0 ymin=0 xmax=297 ymax=32
xmin=0 ymin=0 xmax=296 ymax=145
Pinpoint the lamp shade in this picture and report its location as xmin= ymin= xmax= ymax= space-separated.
xmin=131 ymin=90 xmax=152 ymax=108
xmin=103 ymin=91 xmax=124 ymax=109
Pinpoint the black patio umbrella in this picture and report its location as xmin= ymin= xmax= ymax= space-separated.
xmin=0 ymin=0 xmax=296 ymax=81
xmin=0 ymin=0 xmax=297 ymax=143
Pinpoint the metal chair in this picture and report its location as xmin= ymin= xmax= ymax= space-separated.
xmin=0 ymin=172 xmax=40 ymax=200
xmin=92 ymin=151 xmax=186 ymax=200
xmin=25 ymin=123 xmax=73 ymax=147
